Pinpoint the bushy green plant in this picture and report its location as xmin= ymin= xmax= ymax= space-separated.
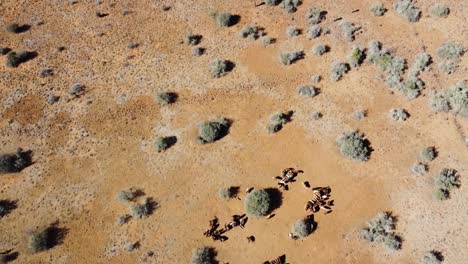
xmin=420 ymin=147 xmax=436 ymax=162
xmin=157 ymin=92 xmax=177 ymax=105
xmin=370 ymin=3 xmax=387 ymax=16
xmin=210 ymin=12 xmax=235 ymax=27
xmin=411 ymin=163 xmax=427 ymax=176
xmin=429 ymin=82 xmax=467 ymax=117
xmin=389 ymin=108 xmax=409 ymax=121
xmin=331 ymin=62 xmax=350 ymax=81
xmin=431 ymin=3 xmax=449 ymax=18
xmin=29 ymin=228 xmax=52 ymax=253
xmin=6 ymin=23 xmax=29 ymax=33
xmin=184 ymin=33 xmax=201 ymax=45
xmin=312 ymin=44 xmax=328 ymax=56
xmin=130 ymin=198 xmax=154 ymax=219
xmin=218 ymin=187 xmax=237 ymax=201
xmin=191 ymin=247 xmax=216 ymax=264
xmin=393 ymin=0 xmax=421 ymax=22
xmin=118 ymin=190 xmax=137 ymax=202
xmin=434 ymin=188 xmax=449 ymax=201
xmin=280 ymin=51 xmax=304 ymax=65
xmin=339 ymin=21 xmax=359 ymax=42
xmin=438 ymin=60 xmax=457 ymax=74
xmin=297 ymin=85 xmax=318 ymax=97
xmin=336 ymin=131 xmax=371 ymax=161
xmin=262 ymin=36 xmax=274 ymax=46
xmin=437 ymin=42 xmax=465 ymax=60
xmin=0 ymin=149 xmax=32 ymax=174
xmin=435 ymin=168 xmax=460 ymax=191
xmin=422 ymin=251 xmax=443 ymax=264
xmin=305 ymin=7 xmax=324 ymax=25
xmin=311 ymin=111 xmax=322 ymax=120
xmin=408 ymin=53 xmax=431 ymax=78
xmin=306 ymin=25 xmax=321 ymax=39
xmin=210 ymin=59 xmax=229 ymax=78
xmin=6 ymin=51 xmax=35 ymax=67
xmin=292 ymin=219 xmax=313 ymax=238
xmin=348 ymin=46 xmax=365 ymax=68
xmin=360 ymin=212 xmax=401 ymax=250
xmin=353 ymin=110 xmax=366 ymax=120
xmin=69 ymin=83 xmax=85 ymax=97
xmin=265 ymin=0 xmax=281 ymax=6
xmin=155 ymin=136 xmax=177 ymax=152
xmin=282 ymin=0 xmax=300 ymax=13
xmin=192 ymin=47 xmax=205 ymax=56
xmin=267 ymin=112 xmax=290 ymax=133
xmin=196 ymin=118 xmax=231 ymax=144
xmin=245 ymin=189 xmax=272 ymax=217
xmin=240 ymin=25 xmax=263 ymax=39
xmin=287 ymin=27 xmax=300 ymax=37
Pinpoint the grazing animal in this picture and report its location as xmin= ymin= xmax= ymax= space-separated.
xmin=266 ymin=213 xmax=275 ymax=219
xmin=288 ymin=233 xmax=299 ymax=240
xmin=247 ymin=235 xmax=255 ymax=242
xmin=245 ymin=187 xmax=254 ymax=193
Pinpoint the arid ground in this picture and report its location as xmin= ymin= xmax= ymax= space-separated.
xmin=0 ymin=0 xmax=467 ymax=263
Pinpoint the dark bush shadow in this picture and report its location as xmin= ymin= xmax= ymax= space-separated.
xmin=96 ymin=12 xmax=109 ymax=18
xmin=265 ymin=188 xmax=283 ymax=213
xmin=306 ymin=214 xmax=318 ymax=232
xmin=225 ymin=60 xmax=236 ymax=73
xmin=165 ymin=136 xmax=178 ymax=149
xmin=0 ymin=250 xmax=19 ymax=263
xmin=229 ymin=15 xmax=240 ymax=27
xmin=0 ymin=200 xmax=17 ymax=217
xmin=6 ymin=51 xmax=37 ymax=68
xmin=430 ymin=251 xmax=444 ymax=262
xmin=145 ymin=197 xmax=159 ymax=216
xmin=0 ymin=149 xmax=33 ymax=173
xmin=46 ymin=222 xmax=69 ymax=249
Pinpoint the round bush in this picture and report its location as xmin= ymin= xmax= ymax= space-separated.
xmin=292 ymin=219 xmax=313 ymax=238
xmin=244 ymin=189 xmax=272 ymax=217
xmin=196 ymin=118 xmax=230 ymax=144
xmin=336 ymin=131 xmax=371 ymax=161
xmin=191 ymin=247 xmax=216 ymax=264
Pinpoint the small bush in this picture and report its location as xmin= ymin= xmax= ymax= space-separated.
xmin=287 ymin=27 xmax=300 ymax=37
xmin=210 ymin=59 xmax=232 ymax=78
xmin=156 ymin=92 xmax=177 ymax=105
xmin=280 ymin=51 xmax=304 ymax=65
xmin=119 ymin=190 xmax=137 ymax=202
xmin=268 ymin=112 xmax=291 ymax=133
xmin=130 ymin=197 xmax=154 ymax=219
xmin=370 ymin=3 xmax=387 ymax=16
xmin=292 ymin=219 xmax=314 ymax=238
xmin=305 ymin=7 xmax=325 ymax=25
xmin=192 ymin=47 xmax=205 ymax=56
xmin=360 ymin=212 xmax=401 ymax=250
xmin=282 ymin=0 xmax=300 ymax=13
xmin=348 ymin=46 xmax=365 ymax=68
xmin=297 ymin=85 xmax=318 ymax=97
xmin=431 ymin=3 xmax=449 ymax=18
xmin=435 ymin=168 xmax=460 ymax=191
xmin=393 ymin=0 xmax=421 ymax=22
xmin=0 ymin=149 xmax=32 ymax=174
xmin=155 ymin=136 xmax=177 ymax=152
xmin=240 ymin=25 xmax=263 ymax=40
xmin=0 ymin=47 xmax=11 ymax=55
xmin=311 ymin=74 xmax=321 ymax=83
xmin=331 ymin=62 xmax=350 ymax=81
xmin=311 ymin=111 xmax=322 ymax=120
xmin=117 ymin=214 xmax=131 ymax=225
xmin=0 ymin=200 xmax=16 ymax=217
xmin=312 ymin=44 xmax=328 ymax=56
xmin=184 ymin=33 xmax=201 ymax=45
xmin=306 ymin=25 xmax=321 ymax=39
xmin=245 ymin=189 xmax=272 ymax=217
xmin=438 ymin=60 xmax=457 ymax=74
xmin=262 ymin=36 xmax=274 ymax=46
xmin=29 ymin=229 xmax=51 ymax=253
xmin=422 ymin=251 xmax=443 ymax=264
xmin=437 ymin=42 xmax=465 ymax=60
xmin=39 ymin=68 xmax=53 ymax=78
xmin=265 ymin=0 xmax=281 ymax=6
xmin=6 ymin=51 xmax=36 ymax=68
xmin=429 ymin=82 xmax=467 ymax=117
xmin=389 ymin=108 xmax=409 ymax=121
xmin=6 ymin=23 xmax=29 ymax=33
xmin=191 ymin=247 xmax=216 ymax=264
xmin=197 ymin=118 xmax=231 ymax=144
xmin=408 ymin=53 xmax=431 ymax=78
xmin=400 ymin=77 xmax=424 ymax=99
xmin=420 ymin=147 xmax=436 ymax=162
xmin=210 ymin=12 xmax=236 ymax=27
xmin=411 ymin=163 xmax=427 ymax=176
xmin=338 ymin=21 xmax=359 ymax=42
xmin=69 ymin=83 xmax=85 ymax=97
xmin=336 ymin=131 xmax=371 ymax=161
xmin=218 ymin=187 xmax=237 ymax=201
xmin=353 ymin=110 xmax=366 ymax=120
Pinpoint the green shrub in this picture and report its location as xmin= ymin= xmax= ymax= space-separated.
xmin=6 ymin=51 xmax=36 ymax=67
xmin=360 ymin=212 xmax=401 ymax=250
xmin=282 ymin=0 xmax=300 ymax=13
xmin=156 ymin=92 xmax=177 ymax=105
xmin=218 ymin=187 xmax=237 ymax=200
xmin=311 ymin=111 xmax=322 ymax=120
xmin=435 ymin=168 xmax=460 ymax=191
xmin=191 ymin=247 xmax=216 ymax=264
xmin=434 ymin=188 xmax=449 ymax=201
xmin=437 ymin=42 xmax=465 ymax=60
xmin=0 ymin=149 xmax=32 ymax=174
xmin=196 ymin=118 xmax=231 ymax=144
xmin=130 ymin=198 xmax=154 ymax=219
xmin=262 ymin=36 xmax=274 ymax=46
xmin=352 ymin=110 xmax=366 ymax=120
xmin=292 ymin=219 xmax=313 ymax=238
xmin=6 ymin=23 xmax=29 ymax=33
xmin=210 ymin=12 xmax=236 ymax=27
xmin=312 ymin=44 xmax=328 ymax=56
xmin=117 ymin=214 xmax=131 ymax=225
xmin=393 ymin=0 xmax=421 ymax=22
xmin=280 ymin=51 xmax=304 ymax=65
xmin=118 ymin=190 xmax=137 ymax=202
xmin=370 ymin=3 xmax=387 ymax=16
xmin=287 ymin=27 xmax=300 ymax=37
xmin=311 ymin=74 xmax=321 ymax=83
xmin=422 ymin=251 xmax=443 ymax=264
xmin=184 ymin=33 xmax=201 ymax=45
xmin=240 ymin=25 xmax=263 ymax=39
xmin=29 ymin=229 xmax=50 ymax=253
xmin=420 ymin=147 xmax=436 ymax=162
xmin=265 ymin=0 xmax=281 ymax=6
xmin=389 ymin=108 xmax=409 ymax=121
xmin=210 ymin=59 xmax=231 ymax=78
xmin=438 ymin=60 xmax=457 ymax=74
xmin=429 ymin=82 xmax=467 ymax=117
xmin=348 ymin=46 xmax=365 ymax=68
xmin=245 ymin=189 xmax=272 ymax=217
xmin=411 ymin=163 xmax=427 ymax=176
xmin=192 ymin=47 xmax=205 ymax=56
xmin=431 ymin=3 xmax=449 ymax=18
xmin=331 ymin=62 xmax=350 ymax=81
xmin=338 ymin=21 xmax=359 ymax=42
xmin=306 ymin=25 xmax=321 ymax=39
xmin=267 ymin=112 xmax=290 ymax=133
xmin=400 ymin=77 xmax=424 ymax=99
xmin=305 ymin=6 xmax=324 ymax=25
xmin=155 ymin=136 xmax=177 ymax=152
xmin=336 ymin=131 xmax=371 ymax=161
xmin=69 ymin=83 xmax=85 ymax=97
xmin=408 ymin=53 xmax=431 ymax=78
xmin=297 ymin=85 xmax=318 ymax=97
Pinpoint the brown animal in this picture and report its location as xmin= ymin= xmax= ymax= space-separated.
xmin=246 ymin=235 xmax=255 ymax=242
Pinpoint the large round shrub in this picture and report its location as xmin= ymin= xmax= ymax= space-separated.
xmin=191 ymin=247 xmax=216 ymax=264
xmin=244 ymin=189 xmax=272 ymax=217
xmin=336 ymin=131 xmax=371 ymax=161
xmin=196 ymin=118 xmax=230 ymax=144
xmin=292 ymin=219 xmax=313 ymax=238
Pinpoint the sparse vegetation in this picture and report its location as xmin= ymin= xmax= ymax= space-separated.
xmin=353 ymin=110 xmax=366 ymax=120
xmin=311 ymin=111 xmax=322 ymax=120
xmin=280 ymin=51 xmax=304 ymax=65
xmin=311 ymin=74 xmax=321 ymax=83
xmin=157 ymin=92 xmax=177 ymax=105
xmin=360 ymin=212 xmax=401 ymax=250
xmin=389 ymin=108 xmax=409 ymax=121
xmin=408 ymin=53 xmax=431 ymax=78
xmin=196 ymin=118 xmax=231 ymax=144
xmin=130 ymin=197 xmax=154 ymax=218
xmin=336 ymin=131 xmax=371 ymax=161
xmin=191 ymin=247 xmax=216 ymax=264
xmin=348 ymin=46 xmax=365 ymax=68
xmin=306 ymin=25 xmax=321 ymax=39
xmin=393 ymin=0 xmax=421 ymax=22
xmin=192 ymin=47 xmax=205 ymax=56
xmin=422 ymin=251 xmax=443 ymax=264
xmin=438 ymin=60 xmax=457 ymax=74
xmin=338 ymin=21 xmax=359 ymax=42
xmin=292 ymin=218 xmax=314 ymax=238
xmin=429 ymin=82 xmax=467 ymax=118
xmin=0 ymin=149 xmax=32 ymax=174
xmin=6 ymin=23 xmax=29 ymax=33
xmin=312 ymin=44 xmax=328 ymax=56
xmin=305 ymin=6 xmax=324 ymax=25
xmin=118 ymin=189 xmax=138 ymax=202
xmin=210 ymin=59 xmax=230 ymax=78
xmin=434 ymin=168 xmax=460 ymax=200
xmin=267 ymin=112 xmax=291 ymax=133
xmin=184 ymin=33 xmax=201 ymax=45
xmin=262 ymin=36 xmax=274 ymax=46
xmin=370 ymin=3 xmax=387 ymax=16
xmin=411 ymin=163 xmax=427 ymax=176
xmin=29 ymin=228 xmax=51 ymax=253
xmin=69 ymin=83 xmax=85 ymax=97
xmin=6 ymin=51 xmax=36 ymax=67
xmin=437 ymin=42 xmax=465 ymax=60
xmin=287 ymin=27 xmax=300 ymax=37
xmin=245 ymin=189 xmax=272 ymax=217
xmin=265 ymin=0 xmax=281 ymax=6
xmin=331 ymin=62 xmax=350 ymax=81
xmin=117 ymin=214 xmax=131 ymax=225
xmin=218 ymin=187 xmax=237 ymax=201
xmin=420 ymin=147 xmax=437 ymax=162
xmin=39 ymin=68 xmax=53 ymax=78
xmin=282 ymin=0 xmax=300 ymax=13
xmin=210 ymin=12 xmax=236 ymax=27
xmin=155 ymin=136 xmax=177 ymax=152
xmin=431 ymin=3 xmax=449 ymax=18
xmin=240 ymin=25 xmax=263 ymax=39
xmin=297 ymin=85 xmax=318 ymax=97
